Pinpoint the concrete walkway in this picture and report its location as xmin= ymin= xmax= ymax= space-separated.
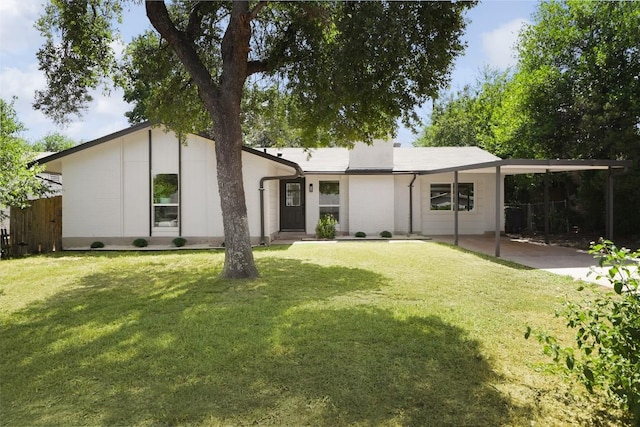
xmin=432 ymin=235 xmax=611 ymax=287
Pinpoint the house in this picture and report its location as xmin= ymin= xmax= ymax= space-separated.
xmin=36 ymin=122 xmax=631 ymax=253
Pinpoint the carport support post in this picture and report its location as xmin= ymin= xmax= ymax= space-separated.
xmin=606 ymin=166 xmax=614 ymax=240
xmin=544 ymin=170 xmax=550 ymax=244
xmin=454 ymin=171 xmax=459 ymax=246
xmin=495 ymin=166 xmax=501 ymax=257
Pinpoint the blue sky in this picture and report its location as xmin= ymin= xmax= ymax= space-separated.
xmin=0 ymin=1 xmax=537 ymax=145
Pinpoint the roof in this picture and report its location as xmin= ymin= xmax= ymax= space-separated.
xmin=34 ymin=122 xmax=300 ymax=174
xmin=34 ymin=122 xmax=632 ymax=176
xmin=262 ymin=146 xmax=502 ymax=174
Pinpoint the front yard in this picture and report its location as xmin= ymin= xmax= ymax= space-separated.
xmin=0 ymin=242 xmax=623 ymax=425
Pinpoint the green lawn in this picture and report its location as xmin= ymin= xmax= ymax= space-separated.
xmin=0 ymin=242 xmax=622 ymax=426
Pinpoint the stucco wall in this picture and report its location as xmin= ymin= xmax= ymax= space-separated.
xmin=420 ymin=172 xmax=504 ymax=235
xmin=62 ymin=135 xmax=126 ymax=238
xmin=394 ymin=175 xmax=422 ymax=235
xmin=348 ymin=175 xmax=395 ymax=235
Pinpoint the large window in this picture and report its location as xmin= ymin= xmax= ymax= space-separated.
xmin=153 ymin=174 xmax=179 ymax=227
xmin=430 ymin=182 xmax=474 ymax=211
xmin=319 ymin=181 xmax=340 ymax=223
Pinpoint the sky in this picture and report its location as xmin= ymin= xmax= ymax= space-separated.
xmin=0 ymin=0 xmax=538 ymax=146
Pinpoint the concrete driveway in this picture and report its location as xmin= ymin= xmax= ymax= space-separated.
xmin=432 ymin=235 xmax=611 ymax=286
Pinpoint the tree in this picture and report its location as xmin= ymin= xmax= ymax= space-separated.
xmin=32 ymin=132 xmax=76 ymax=152
xmin=415 ymin=68 xmax=525 ymax=157
xmin=514 ymin=0 xmax=640 ymax=235
xmin=35 ymin=0 xmax=476 ymax=278
xmin=0 ymin=98 xmax=46 ymax=221
xmin=516 ymin=0 xmax=640 ymax=160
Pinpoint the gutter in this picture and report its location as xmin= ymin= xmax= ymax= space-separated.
xmin=260 ymin=163 xmax=304 ymax=245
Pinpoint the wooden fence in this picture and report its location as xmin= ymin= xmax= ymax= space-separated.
xmin=9 ymin=196 xmax=62 ymax=257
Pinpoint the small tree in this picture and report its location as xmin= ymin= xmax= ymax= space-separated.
xmin=32 ymin=132 xmax=76 ymax=152
xmin=315 ymin=214 xmax=336 ymax=239
xmin=0 ymin=98 xmax=46 ymax=221
xmin=526 ymin=239 xmax=640 ymax=424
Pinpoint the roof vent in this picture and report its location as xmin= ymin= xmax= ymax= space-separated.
xmin=393 ymin=142 xmax=401 ymax=147
xmin=277 ymin=153 xmax=283 ymax=157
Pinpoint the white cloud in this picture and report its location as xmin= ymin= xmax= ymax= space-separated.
xmin=0 ymin=0 xmax=41 ymax=55
xmin=481 ymin=18 xmax=529 ymax=69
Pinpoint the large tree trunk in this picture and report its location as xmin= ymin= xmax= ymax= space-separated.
xmin=211 ymin=3 xmax=258 ymax=279
xmin=211 ymin=102 xmax=258 ymax=279
xmin=146 ymin=1 xmax=258 ymax=279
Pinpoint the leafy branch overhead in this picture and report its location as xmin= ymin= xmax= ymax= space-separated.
xmin=37 ymin=1 xmax=475 ymax=145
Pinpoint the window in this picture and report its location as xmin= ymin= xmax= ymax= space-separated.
xmin=430 ymin=182 xmax=474 ymax=211
xmin=319 ymin=181 xmax=340 ymax=223
xmin=285 ymin=182 xmax=301 ymax=207
xmin=153 ymin=174 xmax=179 ymax=227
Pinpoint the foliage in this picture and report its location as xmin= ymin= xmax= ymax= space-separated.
xmin=526 ymin=239 xmax=640 ymax=423
xmin=355 ymin=231 xmax=366 ymax=238
xmin=172 ymin=237 xmax=187 ymax=248
xmin=415 ymin=68 xmax=525 ymax=157
xmin=132 ymin=238 xmax=148 ymax=248
xmin=90 ymin=241 xmax=105 ymax=249
xmin=0 ymin=98 xmax=46 ymax=221
xmin=315 ymin=214 xmax=337 ymax=239
xmin=380 ymin=231 xmax=392 ymax=238
xmin=31 ymin=133 xmax=76 ymax=152
xmin=516 ymin=0 xmax=640 ymax=160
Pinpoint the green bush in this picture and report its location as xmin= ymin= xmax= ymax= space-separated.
xmin=172 ymin=237 xmax=187 ymax=247
xmin=379 ymin=230 xmax=392 ymax=238
xmin=90 ymin=241 xmax=104 ymax=249
xmin=315 ymin=214 xmax=337 ymax=239
xmin=526 ymin=239 xmax=640 ymax=423
xmin=132 ymin=238 xmax=148 ymax=248
xmin=355 ymin=231 xmax=367 ymax=238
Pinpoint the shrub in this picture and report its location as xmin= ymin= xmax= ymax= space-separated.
xmin=315 ymin=214 xmax=337 ymax=239
xmin=379 ymin=230 xmax=392 ymax=238
xmin=172 ymin=237 xmax=187 ymax=247
xmin=526 ymin=239 xmax=640 ymax=423
xmin=90 ymin=241 xmax=104 ymax=249
xmin=132 ymin=238 xmax=148 ymax=248
xmin=355 ymin=231 xmax=367 ymax=238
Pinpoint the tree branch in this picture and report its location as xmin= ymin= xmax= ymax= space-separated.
xmin=249 ymin=1 xmax=268 ymax=21
xmin=246 ymin=59 xmax=270 ymax=77
xmin=145 ymin=1 xmax=220 ymax=105
xmin=186 ymin=1 xmax=205 ymax=41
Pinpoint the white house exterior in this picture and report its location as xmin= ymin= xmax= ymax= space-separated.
xmin=37 ymin=122 xmax=628 ymax=250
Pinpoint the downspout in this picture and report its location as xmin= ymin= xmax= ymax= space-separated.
xmin=260 ymin=164 xmax=304 ymax=245
xmin=408 ymin=173 xmax=417 ymax=235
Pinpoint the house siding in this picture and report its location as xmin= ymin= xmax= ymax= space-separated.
xmin=348 ymin=175 xmax=395 ymax=235
xmin=59 ymin=128 xmax=295 ymax=247
xmin=394 ymin=175 xmax=422 ymax=235
xmin=420 ymin=172 xmax=504 ymax=235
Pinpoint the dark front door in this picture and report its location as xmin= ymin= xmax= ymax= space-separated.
xmin=280 ymin=178 xmax=306 ymax=231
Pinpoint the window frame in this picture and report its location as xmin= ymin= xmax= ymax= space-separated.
xmin=152 ymin=173 xmax=179 ymax=229
xmin=429 ymin=182 xmax=475 ymax=212
xmin=318 ymin=180 xmax=340 ymax=228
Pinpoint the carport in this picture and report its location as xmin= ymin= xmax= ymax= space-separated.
xmin=424 ymin=159 xmax=633 ymax=257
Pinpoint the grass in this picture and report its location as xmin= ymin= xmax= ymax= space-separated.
xmin=0 ymin=242 xmax=624 ymax=426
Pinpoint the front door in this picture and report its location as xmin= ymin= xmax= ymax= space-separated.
xmin=280 ymin=178 xmax=306 ymax=231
